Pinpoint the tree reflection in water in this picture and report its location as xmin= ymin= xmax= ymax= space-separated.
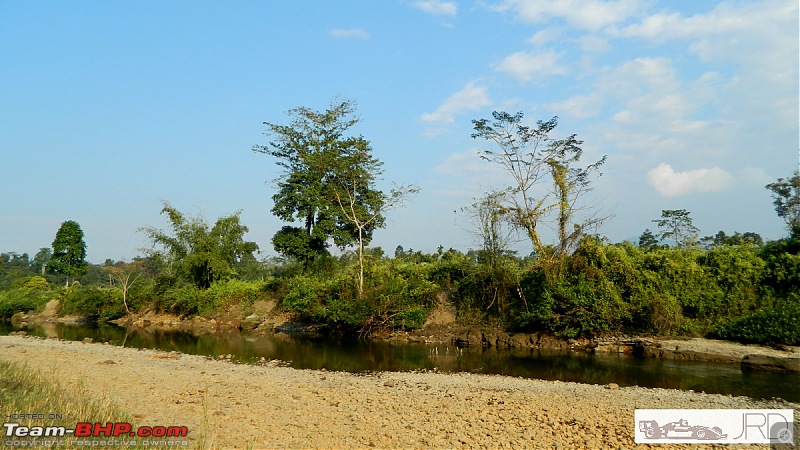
xmin=2 ymin=322 xmax=797 ymax=402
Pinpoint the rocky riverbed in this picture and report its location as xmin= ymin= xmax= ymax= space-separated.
xmin=1 ymin=335 xmax=797 ymax=449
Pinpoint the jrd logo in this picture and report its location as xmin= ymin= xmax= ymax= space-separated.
xmin=734 ymin=411 xmax=793 ymax=442
xmin=634 ymin=409 xmax=794 ymax=444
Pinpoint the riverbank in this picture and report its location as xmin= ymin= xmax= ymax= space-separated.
xmin=2 ymin=335 xmax=797 ymax=449
xmin=13 ymin=303 xmax=800 ymax=373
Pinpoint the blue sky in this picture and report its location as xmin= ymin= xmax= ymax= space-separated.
xmin=1 ymin=0 xmax=797 ymax=263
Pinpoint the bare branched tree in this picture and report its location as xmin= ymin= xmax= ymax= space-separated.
xmin=471 ymin=111 xmax=608 ymax=261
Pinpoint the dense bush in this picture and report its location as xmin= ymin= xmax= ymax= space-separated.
xmin=2 ymin=230 xmax=796 ymax=342
xmin=11 ymin=276 xmax=51 ymax=291
xmin=0 ymin=288 xmax=51 ymax=319
xmin=61 ymin=287 xmax=125 ymax=321
xmin=712 ymin=294 xmax=800 ymax=345
xmin=153 ymin=279 xmax=276 ymax=317
xmin=760 ymin=237 xmax=800 ymax=296
xmin=156 ymin=284 xmax=203 ymax=316
xmin=277 ymin=256 xmax=438 ymax=333
xmin=201 ymin=279 xmax=273 ymax=316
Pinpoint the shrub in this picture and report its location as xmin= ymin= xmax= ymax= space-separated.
xmin=158 ymin=284 xmax=203 ymax=316
xmin=61 ymin=287 xmax=124 ymax=320
xmin=201 ymin=279 xmax=271 ymax=316
xmin=712 ymin=294 xmax=800 ymax=345
xmin=11 ymin=276 xmax=51 ymax=291
xmin=282 ymin=276 xmax=322 ymax=317
xmin=0 ymin=289 xmax=50 ymax=319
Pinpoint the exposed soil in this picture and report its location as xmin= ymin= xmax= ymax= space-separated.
xmin=1 ymin=335 xmax=797 ymax=449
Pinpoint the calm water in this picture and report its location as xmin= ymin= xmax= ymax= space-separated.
xmin=2 ymin=322 xmax=798 ymax=402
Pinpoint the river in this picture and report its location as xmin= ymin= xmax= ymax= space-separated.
xmin=2 ymin=321 xmax=798 ymax=402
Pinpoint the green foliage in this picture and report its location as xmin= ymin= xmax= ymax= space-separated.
xmin=470 ymin=111 xmax=606 ymax=259
xmin=140 ymin=203 xmax=259 ymax=289
xmin=700 ymin=230 xmax=763 ymax=249
xmin=712 ymin=294 xmax=800 ymax=345
xmin=255 ymin=100 xmax=384 ymax=265
xmin=11 ymin=276 xmax=50 ymax=291
xmin=653 ymin=209 xmax=699 ymax=248
xmin=282 ymin=276 xmax=322 ymax=317
xmin=153 ymin=279 xmax=273 ymax=317
xmin=0 ymin=288 xmax=51 ymax=319
xmin=32 ymin=247 xmax=51 ymax=276
xmin=637 ymin=229 xmax=660 ymax=251
xmin=766 ymin=171 xmax=800 ymax=236
xmin=50 ymin=220 xmax=88 ymax=286
xmin=276 ymin=256 xmax=437 ymax=333
xmin=272 ymin=226 xmax=329 ymax=263
xmin=202 ymin=279 xmax=270 ymax=315
xmin=61 ymin=287 xmax=124 ymax=321
xmin=759 ymin=236 xmax=800 ymax=297
xmin=24 ymin=276 xmax=51 ymax=290
xmin=157 ymin=284 xmax=203 ymax=316
xmin=501 ymin=235 xmax=777 ymax=338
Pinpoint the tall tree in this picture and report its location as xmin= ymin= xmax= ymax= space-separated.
xmin=653 ymin=209 xmax=699 ymax=248
xmin=328 ymin=147 xmax=417 ymax=295
xmin=50 ymin=220 xmax=88 ymax=287
xmin=140 ymin=203 xmax=259 ymax=289
xmin=471 ymin=112 xmax=607 ymax=260
xmin=253 ymin=100 xmax=381 ymax=266
xmin=638 ymin=229 xmax=660 ymax=251
xmin=32 ymin=247 xmax=52 ymax=276
xmin=766 ymin=170 xmax=800 ymax=237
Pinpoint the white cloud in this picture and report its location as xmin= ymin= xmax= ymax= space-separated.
xmin=547 ymin=93 xmax=603 ymax=120
xmin=413 ymin=0 xmax=457 ymax=16
xmin=434 ymin=149 xmax=487 ymax=176
xmin=433 ymin=149 xmax=507 ymax=199
xmin=613 ymin=0 xmax=797 ymax=103
xmin=647 ymin=163 xmax=733 ymax=197
xmin=527 ymin=28 xmax=561 ymax=46
xmin=497 ymin=0 xmax=641 ymax=30
xmin=421 ymin=82 xmax=492 ymax=124
xmin=576 ymin=35 xmax=610 ymax=52
xmin=741 ymin=167 xmax=773 ymax=186
xmin=329 ymin=28 xmax=370 ymax=40
xmin=494 ymin=50 xmax=567 ymax=82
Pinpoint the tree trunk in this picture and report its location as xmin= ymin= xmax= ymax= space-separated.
xmin=357 ymin=226 xmax=364 ymax=297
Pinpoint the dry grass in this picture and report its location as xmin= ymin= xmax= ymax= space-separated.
xmin=0 ymin=360 xmax=192 ymax=449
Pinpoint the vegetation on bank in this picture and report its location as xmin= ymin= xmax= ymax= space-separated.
xmin=2 ymin=231 xmax=799 ymax=345
xmin=2 ymin=102 xmax=798 ymax=347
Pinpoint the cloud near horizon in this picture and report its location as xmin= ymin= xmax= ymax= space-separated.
xmin=647 ymin=163 xmax=733 ymax=197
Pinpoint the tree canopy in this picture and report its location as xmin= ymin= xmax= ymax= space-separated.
xmin=253 ymin=100 xmax=388 ymax=266
xmin=140 ymin=203 xmax=258 ymax=289
xmin=471 ymin=112 xmax=607 ymax=261
xmin=50 ymin=220 xmax=88 ymax=287
xmin=766 ymin=170 xmax=800 ymax=237
xmin=653 ymin=209 xmax=699 ymax=248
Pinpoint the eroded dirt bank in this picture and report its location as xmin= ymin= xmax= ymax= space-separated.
xmin=2 ymin=335 xmax=797 ymax=449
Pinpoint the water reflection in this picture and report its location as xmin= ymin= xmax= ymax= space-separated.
xmin=2 ymin=322 xmax=797 ymax=402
